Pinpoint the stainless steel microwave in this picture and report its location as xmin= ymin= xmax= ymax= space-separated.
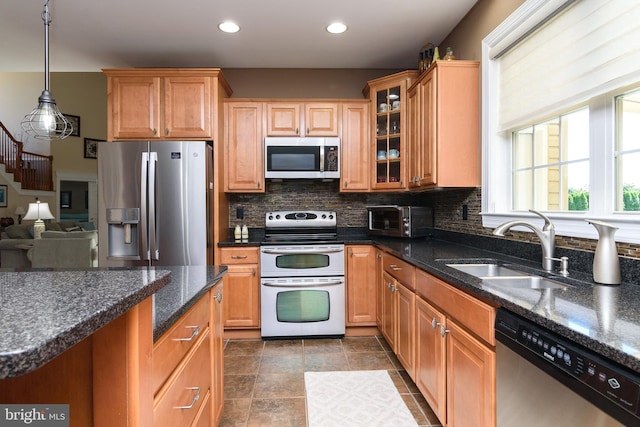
xmin=264 ymin=137 xmax=340 ymax=179
xmin=367 ymin=205 xmax=433 ymax=238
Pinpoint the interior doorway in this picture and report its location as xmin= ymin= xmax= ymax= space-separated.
xmin=56 ymin=172 xmax=97 ymax=225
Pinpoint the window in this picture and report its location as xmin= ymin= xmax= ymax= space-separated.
xmin=615 ymin=89 xmax=640 ymax=212
xmin=512 ymin=109 xmax=590 ymax=211
xmin=482 ymin=0 xmax=640 ymax=243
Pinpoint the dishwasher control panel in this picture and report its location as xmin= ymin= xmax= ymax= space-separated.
xmin=496 ymin=309 xmax=640 ymax=424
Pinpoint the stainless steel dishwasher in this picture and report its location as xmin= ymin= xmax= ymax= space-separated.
xmin=495 ymin=308 xmax=640 ymax=426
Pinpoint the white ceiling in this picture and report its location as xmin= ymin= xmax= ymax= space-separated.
xmin=0 ymin=0 xmax=477 ymax=72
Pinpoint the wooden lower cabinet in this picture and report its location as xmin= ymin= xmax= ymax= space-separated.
xmin=210 ymin=281 xmax=225 ymax=425
xmin=414 ymin=268 xmax=496 ymax=427
xmin=395 ymin=282 xmax=415 ymax=379
xmin=220 ymin=247 xmax=260 ymax=328
xmin=446 ymin=319 xmax=496 ymax=427
xmin=378 ymin=253 xmax=415 ymax=377
xmin=345 ymin=245 xmax=377 ymax=325
xmin=415 ymin=297 xmax=447 ymax=423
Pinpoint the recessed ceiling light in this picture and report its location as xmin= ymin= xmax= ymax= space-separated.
xmin=218 ymin=21 xmax=240 ymax=33
xmin=326 ymin=22 xmax=348 ymax=34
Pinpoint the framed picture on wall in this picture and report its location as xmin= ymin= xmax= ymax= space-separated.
xmin=64 ymin=114 xmax=80 ymax=137
xmin=0 ymin=185 xmax=7 ymax=208
xmin=84 ymin=138 xmax=103 ymax=159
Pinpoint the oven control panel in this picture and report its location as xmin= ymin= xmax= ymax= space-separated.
xmin=265 ymin=210 xmax=336 ymax=228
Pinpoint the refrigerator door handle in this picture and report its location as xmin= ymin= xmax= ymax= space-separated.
xmin=148 ymin=152 xmax=159 ymax=260
xmin=140 ymin=152 xmax=150 ymax=260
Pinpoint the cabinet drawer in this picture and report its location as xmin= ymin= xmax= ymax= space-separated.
xmin=415 ymin=269 xmax=495 ymax=345
xmin=220 ymin=247 xmax=259 ymax=264
xmin=383 ymin=254 xmax=415 ymax=289
xmin=153 ymin=294 xmax=210 ymax=393
xmin=154 ymin=330 xmax=211 ymax=427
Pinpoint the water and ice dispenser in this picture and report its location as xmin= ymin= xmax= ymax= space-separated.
xmin=107 ymin=208 xmax=140 ymax=258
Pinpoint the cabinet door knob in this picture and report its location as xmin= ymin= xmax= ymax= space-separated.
xmin=165 ymin=128 xmax=169 ymax=135
xmin=152 ymin=128 xmax=157 ymax=135
xmin=440 ymin=325 xmax=450 ymax=337
xmin=431 ymin=318 xmax=440 ymax=329
xmin=252 ymin=268 xmax=256 ymax=276
xmin=214 ymin=290 xmax=222 ymax=303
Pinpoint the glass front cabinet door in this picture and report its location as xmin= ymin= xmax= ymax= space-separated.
xmin=364 ymin=71 xmax=417 ymax=190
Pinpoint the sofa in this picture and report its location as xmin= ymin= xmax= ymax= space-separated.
xmin=0 ymin=222 xmax=98 ymax=269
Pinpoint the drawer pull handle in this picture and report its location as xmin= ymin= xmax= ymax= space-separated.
xmin=174 ymin=387 xmax=201 ymax=409
xmin=173 ymin=325 xmax=200 ymax=342
xmin=231 ymin=255 xmax=248 ymax=259
xmin=389 ymin=264 xmax=402 ymax=271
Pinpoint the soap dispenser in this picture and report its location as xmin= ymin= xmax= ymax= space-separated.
xmin=585 ymin=219 xmax=621 ymax=285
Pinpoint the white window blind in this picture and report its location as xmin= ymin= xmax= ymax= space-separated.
xmin=496 ymin=0 xmax=640 ymax=132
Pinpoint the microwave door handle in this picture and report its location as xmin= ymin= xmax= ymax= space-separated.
xmin=140 ymin=152 xmax=150 ymax=260
xmin=319 ymin=143 xmax=325 ymax=172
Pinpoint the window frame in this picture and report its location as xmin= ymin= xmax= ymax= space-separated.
xmin=481 ymin=0 xmax=640 ymax=244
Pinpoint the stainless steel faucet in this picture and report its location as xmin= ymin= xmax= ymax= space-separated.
xmin=493 ymin=209 xmax=556 ymax=272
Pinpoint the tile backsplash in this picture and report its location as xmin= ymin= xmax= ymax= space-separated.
xmin=228 ymin=183 xmax=640 ymax=261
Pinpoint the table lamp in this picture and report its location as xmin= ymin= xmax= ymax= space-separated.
xmin=23 ymin=199 xmax=54 ymax=239
xmin=15 ymin=206 xmax=25 ymax=224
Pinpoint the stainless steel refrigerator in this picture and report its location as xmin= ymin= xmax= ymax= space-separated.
xmin=98 ymin=141 xmax=213 ymax=267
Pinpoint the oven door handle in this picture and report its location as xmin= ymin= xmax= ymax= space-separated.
xmin=261 ymin=248 xmax=344 ymax=255
xmin=262 ymin=280 xmax=344 ymax=288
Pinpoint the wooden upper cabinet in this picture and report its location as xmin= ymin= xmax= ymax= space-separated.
xmin=407 ymin=61 xmax=479 ymax=189
xmin=104 ymin=68 xmax=232 ymax=141
xmin=266 ymin=103 xmax=300 ymax=136
xmin=340 ymin=101 xmax=370 ymax=192
xmin=163 ymin=76 xmax=211 ymax=138
xmin=108 ymin=76 xmax=162 ymax=139
xmin=224 ymin=101 xmax=265 ymax=193
xmin=364 ymin=71 xmax=418 ymax=191
xmin=266 ymin=102 xmax=338 ymax=136
xmin=305 ymin=103 xmax=339 ymax=136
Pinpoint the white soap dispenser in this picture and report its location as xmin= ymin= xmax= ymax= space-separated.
xmin=234 ymin=225 xmax=242 ymax=241
xmin=241 ymin=224 xmax=249 ymax=242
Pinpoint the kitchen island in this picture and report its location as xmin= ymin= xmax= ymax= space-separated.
xmin=0 ymin=265 xmax=227 ymax=427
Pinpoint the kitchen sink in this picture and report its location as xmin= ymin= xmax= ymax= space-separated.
xmin=444 ymin=261 xmax=572 ymax=290
xmin=445 ymin=263 xmax=529 ymax=278
xmin=481 ymin=276 xmax=569 ymax=289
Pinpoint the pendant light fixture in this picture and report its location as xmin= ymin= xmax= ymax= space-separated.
xmin=21 ymin=0 xmax=72 ymax=140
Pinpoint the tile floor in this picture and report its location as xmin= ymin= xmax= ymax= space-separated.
xmin=220 ymin=336 xmax=443 ymax=427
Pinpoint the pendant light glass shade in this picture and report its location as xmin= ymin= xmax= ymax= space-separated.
xmin=21 ymin=0 xmax=72 ymax=141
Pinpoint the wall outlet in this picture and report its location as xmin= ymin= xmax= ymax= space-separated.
xmin=462 ymin=204 xmax=468 ymax=220
xmin=236 ymin=207 xmax=244 ymax=219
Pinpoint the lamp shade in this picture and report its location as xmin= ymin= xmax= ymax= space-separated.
xmin=14 ymin=206 xmax=25 ymax=216
xmin=23 ymin=202 xmax=54 ymax=221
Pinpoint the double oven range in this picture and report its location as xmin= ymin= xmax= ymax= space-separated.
xmin=260 ymin=210 xmax=345 ymax=339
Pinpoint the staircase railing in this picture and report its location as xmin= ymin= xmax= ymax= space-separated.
xmin=0 ymin=121 xmax=54 ymax=191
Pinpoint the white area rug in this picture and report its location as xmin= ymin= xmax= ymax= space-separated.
xmin=305 ymin=370 xmax=418 ymax=427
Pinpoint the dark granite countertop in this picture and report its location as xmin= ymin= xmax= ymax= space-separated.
xmin=0 ymin=266 xmax=227 ymax=379
xmin=153 ymin=265 xmax=227 ymax=340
